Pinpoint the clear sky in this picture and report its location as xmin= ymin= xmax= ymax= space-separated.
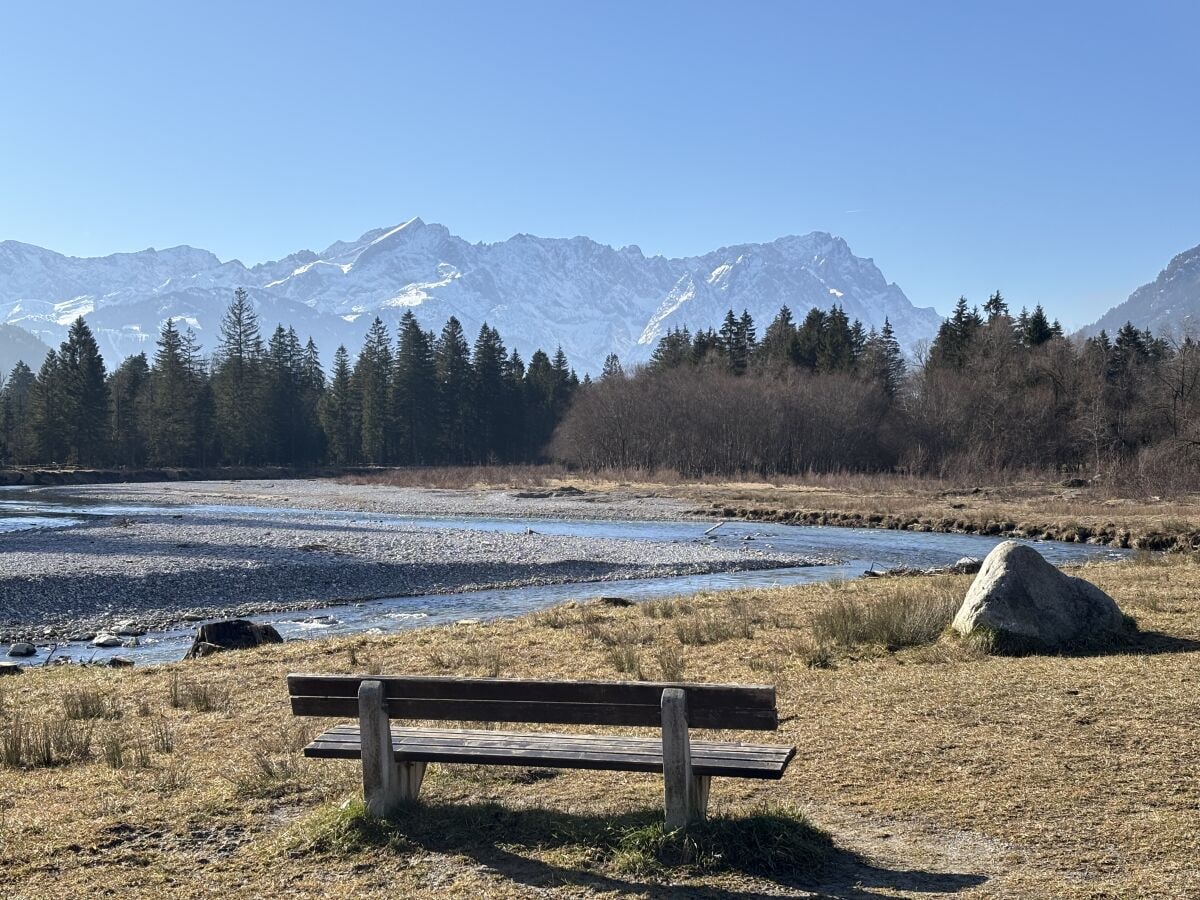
xmin=1 ymin=0 xmax=1196 ymax=328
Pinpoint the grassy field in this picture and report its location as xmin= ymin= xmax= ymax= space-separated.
xmin=1 ymin=553 xmax=1198 ymax=898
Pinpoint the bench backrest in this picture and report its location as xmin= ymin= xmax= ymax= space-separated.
xmin=287 ymin=674 xmax=779 ymax=730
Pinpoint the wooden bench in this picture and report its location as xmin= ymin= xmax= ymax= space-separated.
xmin=287 ymin=674 xmax=795 ymax=829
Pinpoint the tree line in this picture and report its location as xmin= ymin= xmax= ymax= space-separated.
xmin=552 ymin=294 xmax=1200 ymax=493
xmin=0 ymin=288 xmax=578 ymax=468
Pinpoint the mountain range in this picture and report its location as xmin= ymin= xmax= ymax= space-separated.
xmin=1084 ymin=242 xmax=1200 ymax=340
xmin=0 ymin=219 xmax=942 ymax=375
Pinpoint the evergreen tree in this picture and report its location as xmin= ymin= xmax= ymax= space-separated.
xmin=148 ymin=319 xmax=204 ymax=466
xmin=319 ymin=346 xmax=359 ymax=464
xmin=601 ymin=353 xmax=624 ymax=380
xmin=1020 ymin=304 xmax=1055 ymax=346
xmin=759 ymin=305 xmax=798 ymax=369
xmin=0 ymin=362 xmax=36 ymax=464
xmin=434 ymin=317 xmax=473 ymax=463
xmin=983 ymin=290 xmax=1009 ymax=321
xmin=648 ymin=327 xmax=692 ymax=371
xmin=109 ymin=353 xmax=150 ymax=467
xmin=470 ymin=324 xmax=509 ymax=462
xmin=353 ymin=317 xmax=393 ymax=465
xmin=863 ymin=318 xmax=906 ymax=396
xmin=59 ymin=317 xmax=111 ymax=465
xmin=212 ymin=288 xmax=266 ymax=463
xmin=794 ymin=308 xmax=827 ymax=370
xmin=393 ymin=311 xmax=437 ymax=464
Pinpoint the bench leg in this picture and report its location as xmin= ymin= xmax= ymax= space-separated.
xmin=358 ymin=680 xmax=402 ymax=817
xmin=691 ymin=775 xmax=711 ymax=821
xmin=398 ymin=761 xmax=426 ymax=801
xmin=661 ymin=687 xmax=701 ymax=830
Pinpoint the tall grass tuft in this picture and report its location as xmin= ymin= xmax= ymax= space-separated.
xmin=811 ymin=584 xmax=959 ymax=650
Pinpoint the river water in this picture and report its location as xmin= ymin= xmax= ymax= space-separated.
xmin=0 ymin=488 xmax=1128 ymax=666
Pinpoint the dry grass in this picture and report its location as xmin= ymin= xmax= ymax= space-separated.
xmin=1 ymin=557 xmax=1198 ymax=898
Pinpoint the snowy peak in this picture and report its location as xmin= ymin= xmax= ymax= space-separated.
xmin=0 ymin=221 xmax=942 ymax=374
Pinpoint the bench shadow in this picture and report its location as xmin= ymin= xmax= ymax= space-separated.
xmin=326 ymin=800 xmax=988 ymax=899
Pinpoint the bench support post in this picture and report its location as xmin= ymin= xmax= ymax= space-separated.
xmin=359 ymin=679 xmax=404 ymax=817
xmin=662 ymin=687 xmax=707 ymax=830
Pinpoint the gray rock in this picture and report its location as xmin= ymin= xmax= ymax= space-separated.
xmin=952 ymin=541 xmax=1132 ymax=652
xmin=184 ymin=619 xmax=283 ymax=659
xmin=948 ymin=556 xmax=983 ymax=575
xmin=91 ymin=633 xmax=122 ymax=647
xmin=0 ymin=662 xmax=23 ymax=676
xmin=113 ymin=620 xmax=146 ymax=636
xmin=107 ymin=656 xmax=135 ymax=668
xmin=7 ymin=642 xmax=35 ymax=657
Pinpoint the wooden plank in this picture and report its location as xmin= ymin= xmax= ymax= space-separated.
xmin=661 ymin=687 xmax=694 ymax=829
xmin=287 ymin=674 xmax=776 ymax=711
xmin=313 ymin=726 xmax=789 ymax=759
xmin=304 ymin=725 xmax=795 ymax=773
xmin=307 ymin=731 xmax=794 ymax=768
xmin=290 ymin=695 xmax=778 ymax=730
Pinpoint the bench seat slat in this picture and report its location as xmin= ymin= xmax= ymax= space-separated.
xmin=290 ymin=695 xmax=778 ymax=730
xmin=314 ymin=725 xmax=790 ymax=760
xmin=302 ymin=726 xmax=795 ymax=780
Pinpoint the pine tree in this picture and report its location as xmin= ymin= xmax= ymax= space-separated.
xmin=148 ymin=318 xmax=203 ymax=465
xmin=864 ymin=318 xmax=906 ymax=396
xmin=393 ymin=311 xmax=437 ymax=464
xmin=648 ymin=327 xmax=692 ymax=371
xmin=319 ymin=346 xmax=359 ymax=464
xmin=470 ymin=324 xmax=509 ymax=462
xmin=434 ymin=317 xmax=473 ymax=463
xmin=108 ymin=353 xmax=150 ymax=467
xmin=1020 ymin=304 xmax=1055 ymax=346
xmin=759 ymin=306 xmax=798 ymax=369
xmin=59 ymin=317 xmax=111 ymax=465
xmin=353 ymin=318 xmax=393 ymax=465
xmin=0 ymin=362 xmax=36 ymax=464
xmin=983 ymin=290 xmax=1009 ymax=321
xmin=601 ymin=353 xmax=623 ymax=380
xmin=794 ymin=308 xmax=826 ymax=370
xmin=212 ymin=288 xmax=266 ymax=463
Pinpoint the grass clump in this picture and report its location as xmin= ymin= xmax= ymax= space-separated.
xmin=282 ymin=799 xmax=411 ymax=857
xmin=605 ymin=644 xmax=645 ymax=679
xmin=62 ymin=686 xmax=121 ymax=721
xmin=1 ymin=715 xmax=94 ymax=768
xmin=614 ymin=804 xmax=831 ymax=877
xmin=811 ymin=583 xmax=960 ymax=650
xmin=168 ymin=674 xmax=232 ymax=712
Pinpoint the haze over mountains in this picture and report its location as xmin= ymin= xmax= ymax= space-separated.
xmin=0 ymin=219 xmax=941 ymax=374
xmin=1084 ymin=241 xmax=1200 ymax=340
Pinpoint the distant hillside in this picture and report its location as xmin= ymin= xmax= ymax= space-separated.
xmin=0 ymin=324 xmax=48 ymax=378
xmin=1086 ymin=242 xmax=1200 ymax=338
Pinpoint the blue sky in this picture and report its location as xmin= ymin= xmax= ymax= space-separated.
xmin=1 ymin=1 xmax=1196 ymax=328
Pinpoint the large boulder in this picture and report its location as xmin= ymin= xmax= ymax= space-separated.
xmin=7 ymin=642 xmax=35 ymax=657
xmin=185 ymin=619 xmax=283 ymax=659
xmin=951 ymin=541 xmax=1133 ymax=652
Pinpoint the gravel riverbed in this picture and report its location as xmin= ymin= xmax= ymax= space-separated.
xmin=0 ymin=481 xmax=827 ymax=643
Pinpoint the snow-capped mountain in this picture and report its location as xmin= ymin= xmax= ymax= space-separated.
xmin=1084 ymin=242 xmax=1200 ymax=339
xmin=0 ymin=220 xmax=942 ymax=374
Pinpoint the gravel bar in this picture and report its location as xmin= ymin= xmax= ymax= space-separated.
xmin=0 ymin=481 xmax=828 ymax=643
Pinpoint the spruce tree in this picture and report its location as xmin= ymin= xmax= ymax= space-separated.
xmin=148 ymin=318 xmax=203 ymax=465
xmin=109 ymin=353 xmax=150 ymax=467
xmin=601 ymin=353 xmax=624 ymax=379
xmin=319 ymin=345 xmax=359 ymax=464
xmin=759 ymin=306 xmax=798 ymax=369
xmin=212 ymin=288 xmax=266 ymax=463
xmin=434 ymin=317 xmax=473 ymax=463
xmin=0 ymin=362 xmax=36 ymax=464
xmin=59 ymin=317 xmax=111 ymax=465
xmin=393 ymin=311 xmax=437 ymax=464
xmin=353 ymin=318 xmax=393 ymax=465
